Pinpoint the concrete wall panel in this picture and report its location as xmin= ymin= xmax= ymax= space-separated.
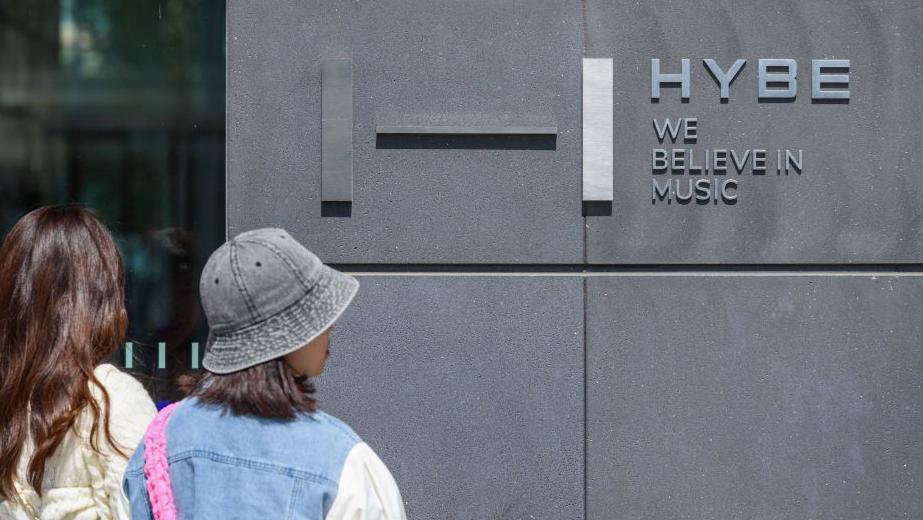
xmin=587 ymin=276 xmax=923 ymax=519
xmin=319 ymin=275 xmax=584 ymax=519
xmin=585 ymin=0 xmax=923 ymax=263
xmin=227 ymin=1 xmax=584 ymax=263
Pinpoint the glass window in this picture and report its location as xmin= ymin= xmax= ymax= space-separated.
xmin=0 ymin=0 xmax=226 ymax=403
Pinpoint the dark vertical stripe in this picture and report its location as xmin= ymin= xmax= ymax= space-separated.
xmin=321 ymin=59 xmax=353 ymax=202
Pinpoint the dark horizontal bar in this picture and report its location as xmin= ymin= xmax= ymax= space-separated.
xmin=328 ymin=263 xmax=923 ymax=274
xmin=376 ymin=132 xmax=555 ymax=150
xmin=376 ymin=125 xmax=558 ymax=135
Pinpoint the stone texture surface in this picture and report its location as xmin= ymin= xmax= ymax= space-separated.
xmin=587 ymin=276 xmax=923 ymax=519
xmin=318 ymin=275 xmax=584 ymax=519
xmin=226 ymin=2 xmax=923 ymax=518
xmin=585 ymin=0 xmax=923 ymax=263
xmin=227 ymin=1 xmax=583 ymax=263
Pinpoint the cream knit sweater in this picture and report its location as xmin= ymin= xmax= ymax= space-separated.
xmin=0 ymin=364 xmax=156 ymax=520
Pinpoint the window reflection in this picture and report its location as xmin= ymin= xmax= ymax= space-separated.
xmin=0 ymin=0 xmax=225 ymax=402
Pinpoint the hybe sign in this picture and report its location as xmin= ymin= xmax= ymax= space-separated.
xmin=650 ymin=58 xmax=851 ymax=101
xmin=649 ymin=58 xmax=850 ymax=205
xmin=580 ymin=58 xmax=851 ymax=206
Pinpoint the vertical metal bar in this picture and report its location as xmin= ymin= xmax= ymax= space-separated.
xmin=191 ymin=342 xmax=200 ymax=370
xmin=124 ymin=341 xmax=133 ymax=369
xmin=158 ymin=341 xmax=166 ymax=369
xmin=322 ymin=59 xmax=353 ymax=201
xmin=582 ymin=58 xmax=614 ymax=202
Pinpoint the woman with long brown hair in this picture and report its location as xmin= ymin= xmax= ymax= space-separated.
xmin=0 ymin=205 xmax=156 ymax=519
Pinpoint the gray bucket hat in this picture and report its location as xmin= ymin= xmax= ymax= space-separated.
xmin=199 ymin=228 xmax=359 ymax=374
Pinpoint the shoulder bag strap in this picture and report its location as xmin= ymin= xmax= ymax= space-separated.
xmin=143 ymin=402 xmax=180 ymax=520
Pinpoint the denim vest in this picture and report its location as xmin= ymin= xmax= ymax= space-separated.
xmin=123 ymin=397 xmax=360 ymax=519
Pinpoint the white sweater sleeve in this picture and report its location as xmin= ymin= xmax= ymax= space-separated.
xmin=326 ymin=442 xmax=407 ymax=520
xmin=91 ymin=364 xmax=157 ymax=520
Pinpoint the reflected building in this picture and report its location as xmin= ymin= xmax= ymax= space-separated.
xmin=0 ymin=0 xmax=225 ymax=401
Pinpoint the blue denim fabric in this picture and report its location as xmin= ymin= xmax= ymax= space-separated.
xmin=123 ymin=397 xmax=360 ymax=519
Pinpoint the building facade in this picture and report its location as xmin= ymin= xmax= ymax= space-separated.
xmin=227 ymin=1 xmax=923 ymax=518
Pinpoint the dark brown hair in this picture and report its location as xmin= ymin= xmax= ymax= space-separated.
xmin=0 ymin=205 xmax=129 ymax=499
xmin=177 ymin=358 xmax=317 ymax=419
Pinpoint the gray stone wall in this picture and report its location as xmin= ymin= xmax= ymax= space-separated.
xmin=228 ymin=1 xmax=923 ymax=518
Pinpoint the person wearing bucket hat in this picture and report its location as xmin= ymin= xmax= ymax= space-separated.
xmin=122 ymin=229 xmax=407 ymax=519
xmin=199 ymin=227 xmax=360 ymax=374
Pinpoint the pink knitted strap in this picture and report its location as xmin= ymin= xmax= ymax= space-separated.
xmin=143 ymin=402 xmax=180 ymax=520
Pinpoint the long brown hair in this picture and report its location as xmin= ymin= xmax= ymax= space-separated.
xmin=0 ymin=205 xmax=129 ymax=499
